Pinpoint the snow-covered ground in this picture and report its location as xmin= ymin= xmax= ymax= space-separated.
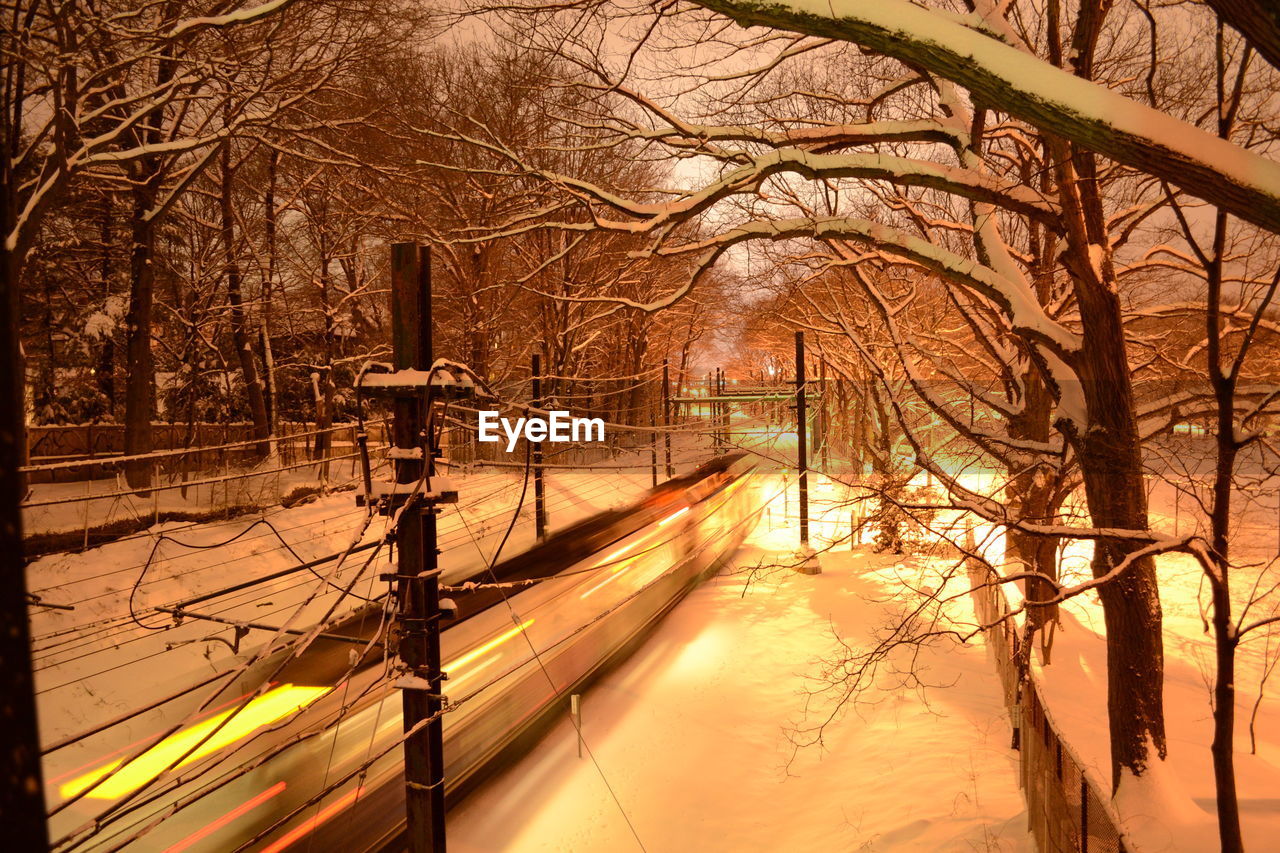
xmin=1030 ymin=468 xmax=1280 ymax=853
xmin=33 ymin=418 xmax=1279 ymax=851
xmin=927 ymin=438 xmax=1280 ymax=852
xmin=448 ymin=473 xmax=1032 ymax=852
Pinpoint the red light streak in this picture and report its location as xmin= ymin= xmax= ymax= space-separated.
xmin=259 ymin=785 xmax=365 ymax=853
xmin=162 ymin=781 xmax=286 ymax=853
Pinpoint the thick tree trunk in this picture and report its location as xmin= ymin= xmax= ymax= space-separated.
xmin=0 ymin=150 xmax=51 ymax=850
xmin=1046 ymin=102 xmax=1166 ymax=788
xmin=122 ymin=39 xmax=177 ymax=491
xmin=1006 ymin=367 xmax=1060 ymax=661
xmin=219 ymin=142 xmax=270 ymax=458
xmin=1069 ymin=277 xmax=1167 ymax=790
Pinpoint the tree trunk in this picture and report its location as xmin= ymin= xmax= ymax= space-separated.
xmin=97 ymin=194 xmax=115 ymax=412
xmin=123 ymin=178 xmax=158 ymax=490
xmin=1048 ymin=108 xmax=1166 ymax=788
xmin=313 ymin=240 xmax=335 ymax=466
xmin=260 ymin=148 xmax=279 ymax=434
xmin=0 ymin=138 xmax=51 ymax=850
xmin=122 ymin=38 xmax=177 ymax=491
xmin=1069 ymin=278 xmax=1167 ymax=790
xmin=1206 ymin=206 xmax=1243 ymax=853
xmin=1006 ymin=366 xmax=1060 ymax=662
xmin=219 ymin=140 xmax=270 ymax=458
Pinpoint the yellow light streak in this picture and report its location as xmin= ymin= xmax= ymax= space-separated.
xmin=61 ymin=684 xmax=331 ymax=801
xmin=443 ymin=619 xmax=534 ymax=675
xmin=600 ymin=541 xmax=639 ymax=564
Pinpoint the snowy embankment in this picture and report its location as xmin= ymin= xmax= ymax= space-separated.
xmin=448 ymin=472 xmax=1031 ymax=852
xmin=947 ymin=445 xmax=1280 ymax=853
xmin=1027 ymin=473 xmax=1280 ymax=853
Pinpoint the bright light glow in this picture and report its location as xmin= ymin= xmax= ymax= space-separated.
xmin=600 ymin=541 xmax=639 ymax=564
xmin=578 ymin=540 xmax=645 ymax=600
xmin=581 ymin=553 xmax=643 ymax=598
xmin=445 ymin=652 xmax=500 ymax=687
xmin=444 ymin=620 xmax=534 ymax=676
xmin=260 ymin=785 xmax=364 ymax=853
xmin=579 ymin=565 xmax=632 ymax=599
xmin=61 ymin=684 xmax=330 ymax=800
xmin=163 ymin=781 xmax=287 ymax=852
xmin=657 ymin=506 xmax=690 ymax=526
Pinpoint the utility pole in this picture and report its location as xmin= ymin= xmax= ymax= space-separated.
xmin=795 ymin=331 xmax=809 ymax=547
xmin=531 ymin=353 xmax=546 ymax=540
xmin=662 ymin=360 xmax=673 ymax=479
xmin=1 ymin=187 xmax=50 ymax=850
xmin=366 ymin=243 xmax=449 ymax=853
xmin=711 ymin=368 xmax=719 ymax=451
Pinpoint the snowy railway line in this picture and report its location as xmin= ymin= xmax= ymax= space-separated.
xmin=35 ymin=452 xmax=765 ymax=852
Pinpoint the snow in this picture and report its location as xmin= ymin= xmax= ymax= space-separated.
xmin=959 ymin=442 xmax=1280 ymax=851
xmin=708 ymin=0 xmax=1280 ymax=228
xmin=447 ymin=473 xmax=1032 ymax=852
xmin=167 ymin=0 xmax=295 ymax=38
xmin=83 ymin=296 xmax=127 ymax=342
xmin=34 ymin=422 xmax=1280 ymax=849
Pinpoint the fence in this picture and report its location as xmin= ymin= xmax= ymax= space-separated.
xmin=25 ymin=422 xmax=385 ymax=482
xmin=966 ymin=559 xmax=1133 ymax=853
xmin=20 ymin=422 xmax=388 ymax=556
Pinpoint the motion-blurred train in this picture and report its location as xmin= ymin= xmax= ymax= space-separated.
xmin=51 ymin=452 xmax=761 ymax=852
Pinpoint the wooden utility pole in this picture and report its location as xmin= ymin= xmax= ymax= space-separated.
xmin=1 ymin=171 xmax=51 ymax=851
xmin=662 ymin=360 xmax=673 ymax=479
xmin=532 ymin=353 xmax=546 ymax=540
xmin=795 ymin=331 xmax=809 ymax=546
xmin=387 ymin=243 xmax=446 ymax=853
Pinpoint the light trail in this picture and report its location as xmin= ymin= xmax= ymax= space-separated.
xmin=259 ymin=785 xmax=365 ymax=853
xmin=60 ymin=685 xmax=330 ymax=800
xmin=442 ymin=619 xmax=535 ymax=676
xmin=579 ymin=540 xmax=645 ymax=599
xmin=162 ymin=780 xmax=287 ymax=853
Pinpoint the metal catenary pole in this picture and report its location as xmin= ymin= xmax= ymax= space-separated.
xmin=711 ymin=368 xmax=719 ymax=451
xmin=662 ymin=360 xmax=673 ymax=479
xmin=717 ymin=368 xmax=725 ymax=452
xmin=388 ymin=243 xmax=446 ymax=853
xmin=531 ymin=353 xmax=547 ymax=540
xmin=819 ymin=359 xmax=830 ymax=473
xmin=795 ymin=331 xmax=809 ymax=546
